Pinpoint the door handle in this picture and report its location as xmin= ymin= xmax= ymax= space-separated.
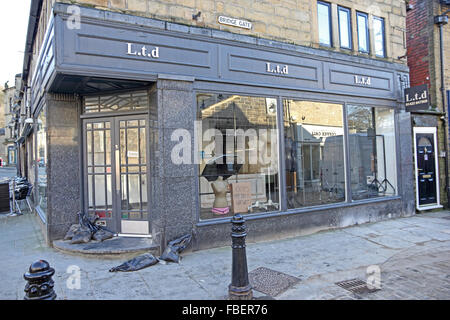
xmin=115 ymin=145 xmax=120 ymax=192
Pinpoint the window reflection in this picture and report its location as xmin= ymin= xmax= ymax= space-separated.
xmin=318 ymin=1 xmax=332 ymax=46
xmin=373 ymin=17 xmax=385 ymax=57
xmin=283 ymin=100 xmax=346 ymax=208
xmin=36 ymin=110 xmax=47 ymax=215
xmin=357 ymin=12 xmax=369 ymax=53
xmin=347 ymin=105 xmax=397 ymax=199
xmin=197 ymin=93 xmax=280 ymax=220
xmin=338 ymin=6 xmax=352 ymax=49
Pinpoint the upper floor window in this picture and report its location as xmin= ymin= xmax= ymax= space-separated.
xmin=373 ymin=16 xmax=386 ymax=57
xmin=317 ymin=1 xmax=332 ymax=47
xmin=357 ymin=12 xmax=370 ymax=53
xmin=338 ymin=6 xmax=352 ymax=50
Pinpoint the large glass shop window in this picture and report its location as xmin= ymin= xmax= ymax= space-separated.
xmin=347 ymin=105 xmax=397 ymax=199
xmin=197 ymin=93 xmax=280 ymax=220
xmin=283 ymin=100 xmax=346 ymax=208
xmin=36 ymin=109 xmax=47 ymax=216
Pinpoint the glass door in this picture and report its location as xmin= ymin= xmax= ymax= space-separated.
xmin=83 ymin=115 xmax=149 ymax=235
xmin=115 ymin=116 xmax=149 ymax=235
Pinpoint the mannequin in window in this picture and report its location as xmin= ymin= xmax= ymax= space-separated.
xmin=211 ymin=176 xmax=230 ymax=215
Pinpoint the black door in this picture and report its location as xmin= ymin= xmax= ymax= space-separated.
xmin=416 ymin=134 xmax=437 ymax=205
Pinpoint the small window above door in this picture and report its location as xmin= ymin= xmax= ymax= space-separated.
xmin=83 ymin=90 xmax=149 ymax=114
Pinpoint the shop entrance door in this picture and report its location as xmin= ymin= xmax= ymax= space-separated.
xmin=413 ymin=127 xmax=441 ymax=210
xmin=83 ymin=115 xmax=149 ymax=235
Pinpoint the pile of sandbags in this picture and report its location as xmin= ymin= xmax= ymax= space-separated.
xmin=64 ymin=211 xmax=115 ymax=244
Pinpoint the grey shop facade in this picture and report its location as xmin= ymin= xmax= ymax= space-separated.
xmin=27 ymin=3 xmax=414 ymax=249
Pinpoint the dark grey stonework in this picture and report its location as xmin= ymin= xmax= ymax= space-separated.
xmin=194 ymin=199 xmax=406 ymax=251
xmin=412 ymin=114 xmax=439 ymax=127
xmin=45 ymin=93 xmax=81 ymax=244
xmin=149 ymin=79 xmax=197 ymax=244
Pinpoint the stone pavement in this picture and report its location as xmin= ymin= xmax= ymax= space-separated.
xmin=0 ymin=209 xmax=449 ymax=300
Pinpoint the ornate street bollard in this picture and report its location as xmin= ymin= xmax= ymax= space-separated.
xmin=228 ymin=214 xmax=253 ymax=300
xmin=24 ymin=260 xmax=57 ymax=300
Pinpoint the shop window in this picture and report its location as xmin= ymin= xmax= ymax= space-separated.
xmin=357 ymin=12 xmax=370 ymax=53
xmin=373 ymin=16 xmax=386 ymax=57
xmin=318 ymin=1 xmax=332 ymax=47
xmin=36 ymin=109 xmax=47 ymax=217
xmin=347 ymin=105 xmax=397 ymax=200
xmin=83 ymin=91 xmax=148 ymax=113
xmin=283 ymin=100 xmax=346 ymax=208
xmin=338 ymin=6 xmax=352 ymax=50
xmin=197 ymin=93 xmax=280 ymax=220
xmin=8 ymin=146 xmax=16 ymax=165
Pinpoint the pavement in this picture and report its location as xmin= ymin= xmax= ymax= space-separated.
xmin=0 ymin=206 xmax=450 ymax=300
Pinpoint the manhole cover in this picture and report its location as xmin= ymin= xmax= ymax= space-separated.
xmin=249 ymin=267 xmax=300 ymax=297
xmin=335 ymin=278 xmax=380 ymax=295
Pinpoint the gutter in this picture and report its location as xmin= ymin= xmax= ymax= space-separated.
xmin=435 ymin=10 xmax=450 ymax=207
xmin=22 ymin=0 xmax=43 ymax=84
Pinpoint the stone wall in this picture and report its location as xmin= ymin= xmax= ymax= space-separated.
xmin=45 ymin=93 xmax=81 ymax=243
xmin=30 ymin=0 xmax=408 ymax=83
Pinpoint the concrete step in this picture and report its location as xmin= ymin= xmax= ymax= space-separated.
xmin=53 ymin=236 xmax=160 ymax=257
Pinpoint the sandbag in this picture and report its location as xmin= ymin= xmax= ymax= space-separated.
xmin=109 ymin=253 xmax=159 ymax=272
xmin=70 ymin=226 xmax=92 ymax=244
xmin=64 ymin=224 xmax=80 ymax=240
xmin=159 ymin=234 xmax=192 ymax=263
xmin=92 ymin=228 xmax=114 ymax=242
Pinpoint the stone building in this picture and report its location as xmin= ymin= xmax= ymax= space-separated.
xmin=0 ymin=77 xmax=21 ymax=167
xmin=16 ymin=0 xmax=414 ymax=251
xmin=406 ymin=0 xmax=450 ymax=211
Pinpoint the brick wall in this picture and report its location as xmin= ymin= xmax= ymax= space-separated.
xmin=406 ymin=0 xmax=432 ymax=89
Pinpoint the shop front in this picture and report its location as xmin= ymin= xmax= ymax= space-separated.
xmin=28 ymin=3 xmax=414 ymax=248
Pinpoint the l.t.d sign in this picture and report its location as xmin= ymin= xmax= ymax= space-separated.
xmin=405 ymin=84 xmax=430 ymax=112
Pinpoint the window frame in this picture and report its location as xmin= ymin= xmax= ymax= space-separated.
xmin=34 ymin=105 xmax=48 ymax=223
xmin=317 ymin=1 xmax=333 ymax=47
xmin=373 ymin=16 xmax=386 ymax=58
xmin=196 ymin=91 xmax=282 ymax=222
xmin=338 ymin=6 xmax=352 ymax=50
xmin=356 ymin=11 xmax=370 ymax=54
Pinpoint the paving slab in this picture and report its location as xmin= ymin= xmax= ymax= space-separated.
xmin=1 ymin=209 xmax=450 ymax=300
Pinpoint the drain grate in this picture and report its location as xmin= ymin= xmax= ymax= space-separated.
xmin=335 ymin=278 xmax=380 ymax=295
xmin=249 ymin=267 xmax=300 ymax=297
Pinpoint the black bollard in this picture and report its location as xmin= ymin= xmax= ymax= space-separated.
xmin=228 ymin=214 xmax=253 ymax=300
xmin=24 ymin=260 xmax=57 ymax=300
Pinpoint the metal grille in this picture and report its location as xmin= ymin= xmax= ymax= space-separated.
xmin=249 ymin=267 xmax=300 ymax=297
xmin=335 ymin=278 xmax=380 ymax=295
xmin=84 ymin=91 xmax=148 ymax=113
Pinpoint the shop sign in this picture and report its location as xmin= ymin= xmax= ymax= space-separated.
xmin=230 ymin=182 xmax=252 ymax=214
xmin=301 ymin=124 xmax=344 ymax=139
xmin=127 ymin=151 xmax=139 ymax=158
xmin=126 ymin=43 xmax=160 ymax=59
xmin=354 ymin=75 xmax=371 ymax=86
xmin=405 ymin=84 xmax=429 ymax=111
xmin=218 ymin=16 xmax=252 ymax=29
xmin=266 ymin=62 xmax=289 ymax=75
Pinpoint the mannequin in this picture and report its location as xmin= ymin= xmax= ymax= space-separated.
xmin=211 ymin=176 xmax=230 ymax=215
